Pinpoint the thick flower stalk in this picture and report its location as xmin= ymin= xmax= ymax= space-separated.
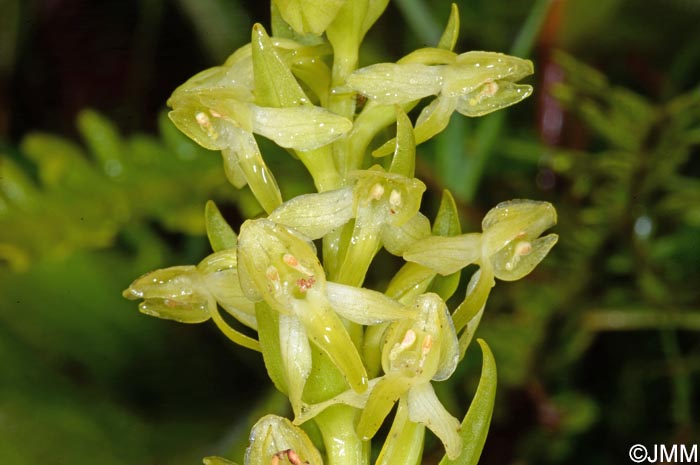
xmin=123 ymin=2 xmax=558 ymax=465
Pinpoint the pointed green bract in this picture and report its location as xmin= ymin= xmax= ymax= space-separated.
xmin=205 ymin=200 xmax=237 ymax=252
xmin=437 ymin=4 xmax=460 ymax=51
xmin=439 ymin=339 xmax=497 ymax=465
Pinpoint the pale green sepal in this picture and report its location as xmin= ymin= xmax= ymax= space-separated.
xmin=437 ymin=3 xmax=460 ymax=51
xmin=270 ymin=187 xmax=354 ymax=239
xmin=290 ymin=57 xmax=332 ymax=106
xmin=442 ymin=52 xmax=534 ymax=98
xmin=245 ymin=415 xmax=323 ymax=465
xmin=381 ymin=212 xmax=431 ymax=256
xmin=403 ymin=233 xmax=482 ymax=276
xmin=279 ymin=313 xmax=312 ymax=417
xmin=346 ymin=63 xmax=442 ymax=104
xmin=198 ymin=250 xmax=257 ymax=330
xmin=407 ymin=382 xmax=462 ymax=460
xmin=326 ymin=282 xmax=414 ymax=324
xmin=481 ymin=200 xmax=556 ymax=254
xmin=374 ymin=398 xmax=425 ymax=465
xmin=363 ymin=323 xmax=390 ymax=377
xmin=273 ymin=0 xmax=346 ymax=35
xmin=202 ymin=456 xmax=238 ymax=465
xmin=455 ymin=82 xmax=533 ymax=117
xmin=251 ymin=24 xmax=309 ymax=108
xmin=357 ymin=374 xmax=413 ymax=440
xmin=205 ymin=200 xmax=238 ymax=252
xmin=438 ymin=339 xmax=497 ymax=465
xmin=491 ymin=233 xmax=559 ymax=281
xmin=251 ymin=105 xmax=352 ymax=151
xmin=255 ymin=301 xmax=288 ymax=395
xmin=222 ymin=129 xmax=283 ymax=214
xmin=389 ymin=106 xmax=416 ymax=178
xmin=122 ymin=266 xmax=210 ymax=323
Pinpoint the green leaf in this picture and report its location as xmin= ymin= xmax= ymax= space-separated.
xmin=77 ymin=109 xmax=126 ymax=178
xmin=205 ymin=200 xmax=237 ymax=252
xmin=438 ymin=338 xmax=497 ymax=465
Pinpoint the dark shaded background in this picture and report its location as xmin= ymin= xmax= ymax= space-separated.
xmin=1 ymin=0 xmax=699 ymax=464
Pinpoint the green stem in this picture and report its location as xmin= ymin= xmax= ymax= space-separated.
xmin=296 ymin=145 xmax=342 ymax=192
xmin=315 ymin=405 xmax=368 ymax=465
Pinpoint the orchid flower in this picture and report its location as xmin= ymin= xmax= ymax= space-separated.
xmin=236 ymin=218 xmax=415 ymax=411
xmin=346 ymin=51 xmax=534 ymax=156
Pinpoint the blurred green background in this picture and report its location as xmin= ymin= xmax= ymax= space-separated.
xmin=1 ymin=0 xmax=699 ymax=464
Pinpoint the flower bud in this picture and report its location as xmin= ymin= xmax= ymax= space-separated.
xmin=245 ymin=415 xmax=323 ymax=465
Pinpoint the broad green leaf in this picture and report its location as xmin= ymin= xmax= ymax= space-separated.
xmin=204 ymin=200 xmax=237 ymax=252
xmin=439 ymin=339 xmax=497 ymax=465
xmin=77 ymin=109 xmax=125 ymax=178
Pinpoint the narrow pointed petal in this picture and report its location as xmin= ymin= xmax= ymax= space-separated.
xmin=403 ymin=233 xmax=482 ymax=276
xmin=326 ymin=281 xmax=414 ymax=324
xmin=374 ymin=398 xmax=425 ymax=465
xmin=279 ymin=313 xmax=312 ymax=416
xmin=407 ymin=382 xmax=462 ymax=460
xmin=357 ymin=374 xmax=412 ymax=440
xmin=388 ymin=106 xmax=416 ymax=177
xmin=294 ymin=378 xmax=380 ymax=425
xmin=222 ymin=130 xmax=282 ymax=214
xmin=452 ymin=265 xmax=494 ymax=335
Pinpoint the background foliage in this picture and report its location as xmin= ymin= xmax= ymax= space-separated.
xmin=1 ymin=0 xmax=699 ymax=463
